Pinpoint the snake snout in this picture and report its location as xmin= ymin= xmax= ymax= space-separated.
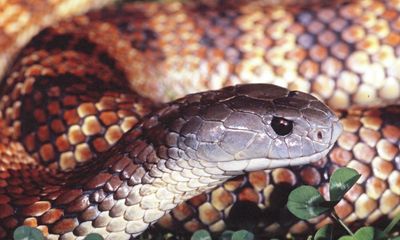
xmin=331 ymin=121 xmax=343 ymax=144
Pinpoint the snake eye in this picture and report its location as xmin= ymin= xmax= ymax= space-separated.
xmin=271 ymin=116 xmax=293 ymax=136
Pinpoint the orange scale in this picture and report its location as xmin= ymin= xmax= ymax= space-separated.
xmin=63 ymin=109 xmax=80 ymax=125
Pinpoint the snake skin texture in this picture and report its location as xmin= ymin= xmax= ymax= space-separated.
xmin=0 ymin=0 xmax=116 ymax=81
xmin=0 ymin=0 xmax=399 ymax=239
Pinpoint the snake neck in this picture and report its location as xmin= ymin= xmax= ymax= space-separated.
xmin=61 ymin=124 xmax=231 ymax=239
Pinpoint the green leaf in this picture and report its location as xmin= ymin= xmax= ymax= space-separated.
xmin=13 ymin=226 xmax=44 ymax=240
xmin=287 ymin=186 xmax=330 ymax=220
xmin=353 ymin=227 xmax=375 ymax=240
xmin=338 ymin=236 xmax=354 ymax=240
xmin=314 ymin=224 xmax=334 ymax=240
xmin=191 ymin=230 xmax=212 ymax=240
xmin=329 ymin=168 xmax=361 ymax=202
xmin=338 ymin=227 xmax=386 ymax=240
xmin=231 ymin=230 xmax=254 ymax=240
xmin=384 ymin=213 xmax=400 ymax=235
xmin=83 ymin=233 xmax=104 ymax=240
xmin=219 ymin=231 xmax=234 ymax=240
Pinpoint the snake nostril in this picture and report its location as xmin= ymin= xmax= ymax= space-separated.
xmin=317 ymin=131 xmax=323 ymax=140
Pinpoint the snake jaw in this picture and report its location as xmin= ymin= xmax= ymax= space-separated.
xmin=214 ymin=147 xmax=333 ymax=175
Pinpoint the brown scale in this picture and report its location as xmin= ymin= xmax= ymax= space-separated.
xmin=81 ymin=0 xmax=400 ymax=108
xmin=0 ymin=0 xmax=399 ymax=239
xmin=0 ymin=125 xmax=158 ymax=239
xmin=0 ymin=22 xmax=155 ymax=238
xmin=0 ymin=27 xmax=156 ymax=171
xmin=0 ymin=0 xmax=116 ymax=81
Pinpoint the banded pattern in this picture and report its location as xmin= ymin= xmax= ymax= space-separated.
xmin=0 ymin=0 xmax=399 ymax=239
xmin=0 ymin=0 xmax=116 ymax=80
xmin=83 ymin=0 xmax=400 ymax=107
xmin=0 ymin=82 xmax=340 ymax=239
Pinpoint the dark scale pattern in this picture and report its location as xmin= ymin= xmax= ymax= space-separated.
xmin=0 ymin=0 xmax=399 ymax=239
xmin=0 ymin=80 xmax=341 ymax=239
xmin=87 ymin=4 xmax=164 ymax=59
xmin=15 ymin=72 xmax=153 ymax=170
xmin=0 ymin=30 xmax=156 ymax=172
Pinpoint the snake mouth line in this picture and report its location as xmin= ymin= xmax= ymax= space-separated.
xmin=216 ymin=147 xmax=332 ymax=175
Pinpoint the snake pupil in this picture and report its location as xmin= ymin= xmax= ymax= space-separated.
xmin=271 ymin=117 xmax=293 ymax=136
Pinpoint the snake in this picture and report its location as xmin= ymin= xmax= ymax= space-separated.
xmin=0 ymin=0 xmax=399 ymax=239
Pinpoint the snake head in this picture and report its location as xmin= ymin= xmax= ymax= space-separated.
xmin=152 ymin=84 xmax=342 ymax=176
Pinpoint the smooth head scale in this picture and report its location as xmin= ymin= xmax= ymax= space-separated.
xmin=141 ymin=84 xmax=342 ymax=177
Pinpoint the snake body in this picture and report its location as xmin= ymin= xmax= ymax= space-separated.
xmin=0 ymin=0 xmax=399 ymax=239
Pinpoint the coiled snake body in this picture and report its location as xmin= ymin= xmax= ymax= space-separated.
xmin=0 ymin=0 xmax=399 ymax=239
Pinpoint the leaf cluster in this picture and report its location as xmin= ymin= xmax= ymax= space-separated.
xmin=191 ymin=229 xmax=254 ymax=240
xmin=287 ymin=168 xmax=400 ymax=240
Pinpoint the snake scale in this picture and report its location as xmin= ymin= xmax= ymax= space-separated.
xmin=0 ymin=0 xmax=399 ymax=239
